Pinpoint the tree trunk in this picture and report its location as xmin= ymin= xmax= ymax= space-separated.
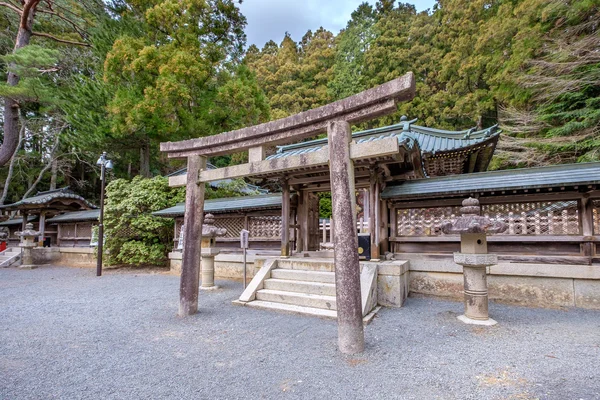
xmin=0 ymin=124 xmax=25 ymax=205
xmin=50 ymin=158 xmax=58 ymax=190
xmin=140 ymin=139 xmax=151 ymax=178
xmin=0 ymin=1 xmax=41 ymax=167
xmin=22 ymin=136 xmax=60 ymax=199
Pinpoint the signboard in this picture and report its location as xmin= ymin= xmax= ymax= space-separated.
xmin=90 ymin=226 xmax=105 ymax=247
xmin=90 ymin=226 xmax=99 ymax=246
xmin=240 ymin=229 xmax=249 ymax=249
xmin=177 ymin=224 xmax=185 ymax=250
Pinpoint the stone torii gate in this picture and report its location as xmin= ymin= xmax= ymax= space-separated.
xmin=160 ymin=72 xmax=415 ymax=354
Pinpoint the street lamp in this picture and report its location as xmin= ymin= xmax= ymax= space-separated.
xmin=96 ymin=152 xmax=113 ymax=277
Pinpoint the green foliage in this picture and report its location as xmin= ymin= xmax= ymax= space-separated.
xmin=248 ymin=0 xmax=598 ymax=167
xmin=318 ymin=192 xmax=332 ymax=219
xmin=206 ymin=179 xmax=256 ymax=199
xmin=0 ymin=45 xmax=60 ymax=103
xmin=104 ymin=176 xmax=184 ymax=266
xmin=246 ymin=29 xmax=335 ymax=119
xmin=100 ymin=0 xmax=268 ymax=174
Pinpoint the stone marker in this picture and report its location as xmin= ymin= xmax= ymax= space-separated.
xmin=200 ymin=214 xmax=227 ymax=290
xmin=442 ymin=198 xmax=507 ymax=325
xmin=17 ymin=223 xmax=40 ymax=269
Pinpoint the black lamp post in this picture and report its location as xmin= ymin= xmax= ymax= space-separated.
xmin=96 ymin=152 xmax=113 ymax=277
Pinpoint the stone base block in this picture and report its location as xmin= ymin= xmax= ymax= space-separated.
xmin=457 ymin=315 xmax=497 ymax=326
xmin=19 ymin=264 xmax=38 ymax=270
xmin=168 ymin=252 xmax=259 ymax=280
xmin=409 ymin=271 xmax=464 ymax=299
xmin=488 ymin=275 xmax=574 ymax=308
xmin=199 ymin=285 xmax=220 ymax=291
xmin=574 ymin=279 xmax=600 ymax=309
xmin=376 ymin=261 xmax=410 ymax=307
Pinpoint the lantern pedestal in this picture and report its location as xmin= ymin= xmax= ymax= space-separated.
xmin=442 ymin=198 xmax=507 ymax=326
xmin=17 ymin=223 xmax=41 ymax=269
xmin=199 ymin=214 xmax=226 ymax=290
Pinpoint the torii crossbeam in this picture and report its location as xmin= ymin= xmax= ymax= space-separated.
xmin=160 ymin=72 xmax=415 ymax=354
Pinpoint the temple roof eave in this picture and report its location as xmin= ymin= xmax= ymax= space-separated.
xmin=153 ymin=193 xmax=284 ymax=218
xmin=0 ymin=188 xmax=97 ymax=212
xmin=381 ymin=161 xmax=600 ymax=200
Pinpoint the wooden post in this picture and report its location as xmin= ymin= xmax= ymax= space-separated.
xmin=281 ymin=178 xmax=290 ymax=257
xmin=328 ymin=120 xmax=364 ymax=355
xmin=389 ymin=205 xmax=397 ymax=253
xmin=39 ymin=211 xmax=46 ymax=246
xmin=579 ymin=195 xmax=594 ymax=257
xmin=368 ymin=167 xmax=380 ymax=260
xmin=379 ymin=199 xmax=389 ymax=255
xmin=295 ymin=189 xmax=304 ymax=252
xmin=179 ymin=155 xmax=207 ymax=317
xmin=21 ymin=211 xmax=28 ymax=231
xmin=302 ymin=191 xmax=310 ymax=252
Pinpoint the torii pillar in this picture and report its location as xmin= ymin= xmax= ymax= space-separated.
xmin=179 ymin=156 xmax=206 ymax=316
xmin=328 ymin=121 xmax=364 ymax=353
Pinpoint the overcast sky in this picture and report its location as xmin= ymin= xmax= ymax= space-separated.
xmin=239 ymin=0 xmax=437 ymax=48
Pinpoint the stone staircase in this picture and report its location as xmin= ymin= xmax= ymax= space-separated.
xmin=234 ymin=258 xmax=379 ymax=320
xmin=0 ymin=247 xmax=22 ymax=268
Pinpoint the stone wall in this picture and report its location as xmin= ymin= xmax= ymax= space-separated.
xmin=168 ymin=251 xmax=259 ymax=281
xmin=403 ymin=254 xmax=600 ymax=310
xmin=32 ymin=247 xmax=96 ymax=268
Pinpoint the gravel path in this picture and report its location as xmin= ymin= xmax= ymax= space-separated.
xmin=1 ymin=266 xmax=599 ymax=400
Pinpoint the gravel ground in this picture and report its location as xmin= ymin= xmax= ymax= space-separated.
xmin=1 ymin=266 xmax=599 ymax=400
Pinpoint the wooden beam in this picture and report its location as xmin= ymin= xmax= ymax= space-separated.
xmin=288 ymin=170 xmax=372 ymax=186
xmin=168 ymin=137 xmax=401 ymax=187
xmin=161 ymin=73 xmax=415 ymax=157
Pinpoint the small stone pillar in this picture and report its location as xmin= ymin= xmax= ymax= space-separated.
xmin=17 ymin=223 xmax=41 ymax=269
xmin=442 ymin=198 xmax=506 ymax=325
xmin=200 ymin=214 xmax=226 ymax=290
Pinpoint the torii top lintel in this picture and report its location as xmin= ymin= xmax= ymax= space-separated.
xmin=160 ymin=72 xmax=416 ymax=159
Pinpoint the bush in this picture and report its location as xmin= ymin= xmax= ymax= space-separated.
xmin=104 ymin=176 xmax=184 ymax=267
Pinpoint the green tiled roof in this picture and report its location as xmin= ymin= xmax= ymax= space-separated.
xmin=381 ymin=162 xmax=600 ymax=200
xmin=266 ymin=117 xmax=500 ymax=161
xmin=46 ymin=209 xmax=100 ymax=223
xmin=0 ymin=216 xmax=37 ymax=227
xmin=153 ymin=194 xmax=283 ymax=218
xmin=0 ymin=187 xmax=97 ymax=210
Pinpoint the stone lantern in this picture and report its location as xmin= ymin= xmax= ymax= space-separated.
xmin=17 ymin=223 xmax=41 ymax=269
xmin=442 ymin=198 xmax=507 ymax=325
xmin=200 ymin=214 xmax=227 ymax=290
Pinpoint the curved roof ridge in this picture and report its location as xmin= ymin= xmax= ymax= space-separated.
xmin=268 ymin=118 xmax=501 ymax=158
xmin=31 ymin=186 xmax=72 ymax=197
xmin=409 ymin=124 xmax=500 ymax=139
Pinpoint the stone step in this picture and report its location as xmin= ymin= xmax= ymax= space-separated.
xmin=277 ymin=258 xmax=335 ymax=272
xmin=263 ymin=278 xmax=336 ymax=296
xmin=270 ymin=268 xmax=335 ymax=284
xmin=244 ymin=300 xmax=337 ymax=319
xmin=256 ymin=289 xmax=337 ymax=311
xmin=0 ymin=254 xmax=21 ymax=268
